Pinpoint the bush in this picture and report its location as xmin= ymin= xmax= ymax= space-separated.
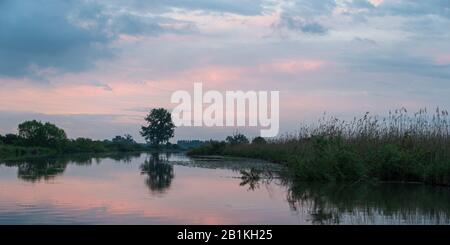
xmin=252 ymin=137 xmax=267 ymax=145
xmin=187 ymin=140 xmax=226 ymax=156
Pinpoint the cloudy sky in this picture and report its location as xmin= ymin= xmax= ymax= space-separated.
xmin=0 ymin=0 xmax=449 ymax=141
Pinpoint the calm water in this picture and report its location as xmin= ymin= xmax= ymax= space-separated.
xmin=0 ymin=153 xmax=449 ymax=225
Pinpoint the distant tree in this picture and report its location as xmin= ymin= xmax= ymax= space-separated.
xmin=252 ymin=136 xmax=267 ymax=145
xmin=67 ymin=138 xmax=107 ymax=153
xmin=18 ymin=120 xmax=67 ymax=147
xmin=141 ymin=108 xmax=175 ymax=147
xmin=112 ymin=134 xmax=136 ymax=145
xmin=226 ymin=133 xmax=249 ymax=145
xmin=124 ymin=134 xmax=135 ymax=144
xmin=111 ymin=134 xmax=139 ymax=152
xmin=2 ymin=134 xmax=21 ymax=145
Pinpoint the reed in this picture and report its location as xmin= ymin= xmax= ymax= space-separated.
xmin=189 ymin=108 xmax=450 ymax=185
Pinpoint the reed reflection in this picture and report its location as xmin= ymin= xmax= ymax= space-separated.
xmin=239 ymin=168 xmax=274 ymax=191
xmin=239 ymin=170 xmax=450 ymax=224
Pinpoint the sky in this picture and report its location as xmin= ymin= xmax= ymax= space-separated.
xmin=0 ymin=0 xmax=449 ymax=141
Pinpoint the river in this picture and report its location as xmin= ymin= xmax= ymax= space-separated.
xmin=0 ymin=153 xmax=449 ymax=224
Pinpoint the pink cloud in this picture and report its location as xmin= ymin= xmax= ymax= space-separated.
xmin=261 ymin=59 xmax=327 ymax=74
xmin=169 ymin=59 xmax=328 ymax=90
xmin=180 ymin=65 xmax=245 ymax=84
xmin=0 ymin=77 xmax=177 ymax=116
xmin=0 ymin=53 xmax=329 ymax=118
xmin=435 ymin=54 xmax=450 ymax=65
xmin=368 ymin=0 xmax=383 ymax=6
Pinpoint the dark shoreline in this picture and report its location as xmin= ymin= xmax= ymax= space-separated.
xmin=188 ymin=148 xmax=450 ymax=187
xmin=0 ymin=147 xmax=185 ymax=162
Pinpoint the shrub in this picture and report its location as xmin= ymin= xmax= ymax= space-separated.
xmin=252 ymin=137 xmax=267 ymax=145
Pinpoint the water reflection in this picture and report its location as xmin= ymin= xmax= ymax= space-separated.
xmin=0 ymin=153 xmax=142 ymax=183
xmin=1 ymin=153 xmax=450 ymax=224
xmin=285 ymin=182 xmax=450 ymax=224
xmin=239 ymin=168 xmax=274 ymax=191
xmin=108 ymin=152 xmax=141 ymax=163
xmin=15 ymin=158 xmax=67 ymax=182
xmin=140 ymin=153 xmax=174 ymax=193
xmin=239 ymin=170 xmax=450 ymax=224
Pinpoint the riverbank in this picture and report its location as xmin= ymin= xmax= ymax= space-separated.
xmin=189 ymin=138 xmax=450 ymax=186
xmin=0 ymin=145 xmax=184 ymax=161
xmin=0 ymin=145 xmax=57 ymax=160
xmin=188 ymin=109 xmax=450 ymax=186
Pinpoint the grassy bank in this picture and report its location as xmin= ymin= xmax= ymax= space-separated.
xmin=0 ymin=145 xmax=56 ymax=160
xmin=188 ymin=108 xmax=450 ymax=186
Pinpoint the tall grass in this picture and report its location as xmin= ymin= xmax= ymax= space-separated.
xmin=189 ymin=108 xmax=450 ymax=185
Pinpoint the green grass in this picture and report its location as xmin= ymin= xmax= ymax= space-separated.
xmin=188 ymin=108 xmax=450 ymax=186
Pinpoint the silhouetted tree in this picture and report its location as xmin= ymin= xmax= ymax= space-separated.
xmin=110 ymin=134 xmax=141 ymax=152
xmin=112 ymin=134 xmax=135 ymax=144
xmin=226 ymin=132 xmax=249 ymax=145
xmin=1 ymin=121 xmax=143 ymax=155
xmin=141 ymin=108 xmax=175 ymax=147
xmin=0 ymin=134 xmax=21 ymax=145
xmin=18 ymin=120 xmax=67 ymax=147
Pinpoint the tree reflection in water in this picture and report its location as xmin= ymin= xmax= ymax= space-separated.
xmin=1 ymin=157 xmax=83 ymax=182
xmin=15 ymin=158 xmax=68 ymax=182
xmin=140 ymin=153 xmax=174 ymax=194
xmin=239 ymin=170 xmax=450 ymax=224
xmin=0 ymin=153 xmax=142 ymax=183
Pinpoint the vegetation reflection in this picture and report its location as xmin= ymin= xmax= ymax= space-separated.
xmin=239 ymin=170 xmax=450 ymax=224
xmin=0 ymin=153 xmax=142 ymax=182
xmin=140 ymin=153 xmax=174 ymax=194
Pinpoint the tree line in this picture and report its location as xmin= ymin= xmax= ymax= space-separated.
xmin=1 ymin=108 xmax=262 ymax=159
xmin=0 ymin=120 xmax=145 ymax=154
xmin=0 ymin=108 xmax=179 ymax=158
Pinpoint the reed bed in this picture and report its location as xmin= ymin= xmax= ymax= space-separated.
xmin=189 ymin=108 xmax=450 ymax=185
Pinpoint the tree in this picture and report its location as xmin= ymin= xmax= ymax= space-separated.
xmin=111 ymin=134 xmax=139 ymax=152
xmin=1 ymin=134 xmax=21 ymax=145
xmin=140 ymin=108 xmax=175 ymax=147
xmin=226 ymin=132 xmax=249 ymax=145
xmin=112 ymin=134 xmax=136 ymax=145
xmin=18 ymin=120 xmax=67 ymax=147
